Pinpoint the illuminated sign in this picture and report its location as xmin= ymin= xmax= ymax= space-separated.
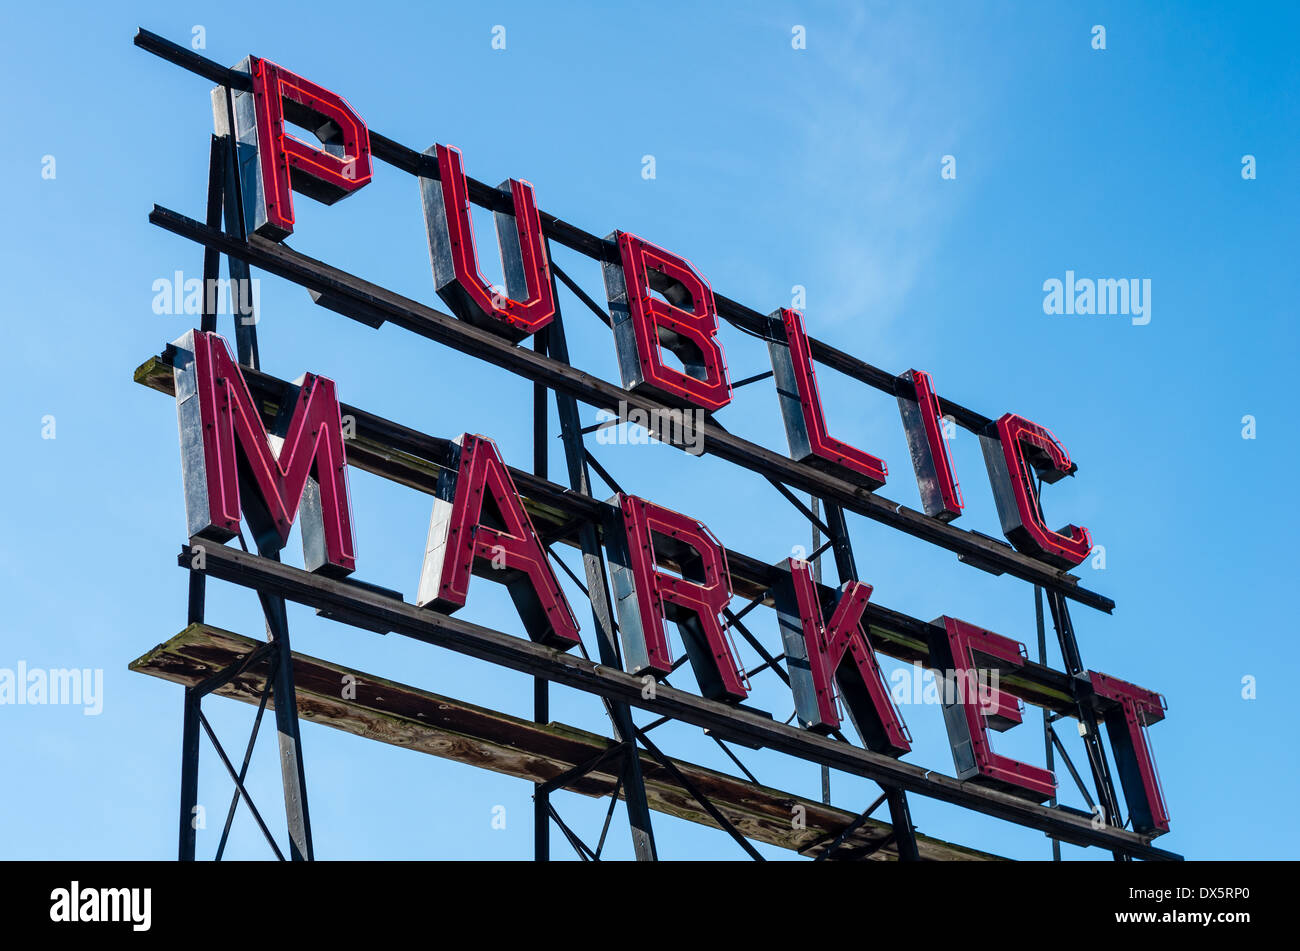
xmin=139 ymin=34 xmax=1174 ymax=859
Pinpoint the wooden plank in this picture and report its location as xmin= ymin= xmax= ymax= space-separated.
xmin=131 ymin=623 xmax=999 ymax=861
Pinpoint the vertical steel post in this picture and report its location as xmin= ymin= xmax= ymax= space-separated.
xmin=533 ymin=328 xmax=551 ymax=863
xmin=545 ymin=251 xmax=657 ymax=860
xmin=820 ymin=499 xmax=920 ymax=860
xmin=1028 ymin=459 xmax=1123 ymax=861
xmin=811 ymin=496 xmax=830 ymax=806
xmin=257 ymin=553 xmax=315 ymax=861
xmin=1035 ymin=585 xmax=1062 ymax=861
xmin=179 ymin=503 xmax=208 ymax=861
xmin=1031 ymin=479 xmax=1117 ymax=858
xmin=211 ymin=87 xmax=260 ymax=368
xmin=200 ymin=136 xmax=226 ymax=336
xmin=187 ymin=565 xmax=206 ymax=628
xmin=209 ymin=86 xmax=311 ymax=860
xmin=178 ymin=688 xmax=201 ymax=861
xmin=1045 ymin=587 xmax=1126 ymax=861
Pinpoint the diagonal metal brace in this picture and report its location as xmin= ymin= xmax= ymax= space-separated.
xmin=535 ymin=742 xmax=629 ymax=798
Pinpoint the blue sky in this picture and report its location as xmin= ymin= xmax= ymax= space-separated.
xmin=1 ymin=0 xmax=1295 ymax=860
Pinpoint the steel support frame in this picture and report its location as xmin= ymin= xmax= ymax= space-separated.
xmin=175 ymin=102 xmax=315 ymax=862
xmin=812 ymin=792 xmax=888 ymax=861
xmin=146 ymin=201 xmax=1113 ymax=612
xmin=176 ymin=622 xmax=286 ymax=861
xmin=138 ymin=350 xmax=1090 ymax=716
xmin=548 ymin=249 xmax=784 ymax=862
xmin=129 ymin=27 xmax=1175 ymax=862
xmin=128 ymin=30 xmax=999 ymax=437
xmin=533 ymin=328 xmax=550 ymax=862
xmin=134 ymin=27 xmax=1117 ymax=611
xmin=544 ymin=270 xmax=659 ymax=860
xmin=142 ymin=345 xmax=1170 ymax=858
xmin=816 ymin=500 xmax=921 ymax=861
xmin=1044 ymin=587 xmax=1127 ymax=861
xmin=174 ymin=539 xmax=1179 ymax=859
xmin=1035 ymin=585 xmax=1062 ymax=861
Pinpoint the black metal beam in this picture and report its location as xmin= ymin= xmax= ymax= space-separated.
xmin=723 ymin=608 xmax=790 ymax=688
xmin=768 ymin=478 xmax=833 ymax=536
xmin=246 ymin=547 xmax=312 ymax=862
xmin=1049 ymin=724 xmax=1098 ymax=813
xmin=209 ymin=103 xmax=259 ymax=368
xmin=732 ymin=370 xmax=775 ymax=389
xmin=535 ymin=742 xmax=628 ymax=797
xmin=547 ymin=803 xmax=597 ymax=861
xmin=550 ymin=259 xmax=612 ymax=328
xmin=594 ymin=773 xmax=623 ymax=858
xmin=186 ymin=568 xmax=206 ymax=626
xmin=581 ymin=448 xmax=624 ymax=497
xmin=813 ymin=496 xmax=830 ymax=807
xmin=711 ymin=736 xmax=760 ymax=786
xmin=199 ymin=135 xmax=225 ymax=335
xmin=191 ymin=640 xmax=275 ymax=699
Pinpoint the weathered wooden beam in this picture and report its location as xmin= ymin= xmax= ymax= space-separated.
xmin=133 ymin=352 xmax=1078 ymax=715
xmin=131 ymin=623 xmax=998 ymax=861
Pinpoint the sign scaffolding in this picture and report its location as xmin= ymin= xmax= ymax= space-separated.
xmin=129 ymin=28 xmax=1178 ymax=862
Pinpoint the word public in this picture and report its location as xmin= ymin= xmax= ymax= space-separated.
xmin=170 ymin=55 xmax=1169 ymax=835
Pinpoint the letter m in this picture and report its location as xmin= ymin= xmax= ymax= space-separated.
xmin=1099 ymin=278 xmax=1129 ymax=315
xmin=172 ymin=330 xmax=356 ymax=576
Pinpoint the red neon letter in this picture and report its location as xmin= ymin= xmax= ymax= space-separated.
xmin=981 ymin=413 xmax=1093 ymax=568
xmin=243 ymin=57 xmax=372 ymax=239
xmin=773 ymin=559 xmax=910 ymax=755
xmin=935 ymin=617 xmax=1056 ymax=801
xmin=604 ymin=494 xmax=746 ymax=701
xmin=1089 ymin=672 xmax=1169 ymax=834
xmin=897 ymin=369 xmax=963 ymax=520
xmin=767 ymin=308 xmax=887 ymax=489
xmin=602 ymin=232 xmax=731 ymax=411
xmin=174 ymin=330 xmax=356 ymax=576
xmin=420 ymin=144 xmax=556 ymax=342
xmin=417 ymin=434 xmax=580 ymax=648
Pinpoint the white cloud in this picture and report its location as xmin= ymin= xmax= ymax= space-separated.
xmin=787 ymin=6 xmax=993 ymax=353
